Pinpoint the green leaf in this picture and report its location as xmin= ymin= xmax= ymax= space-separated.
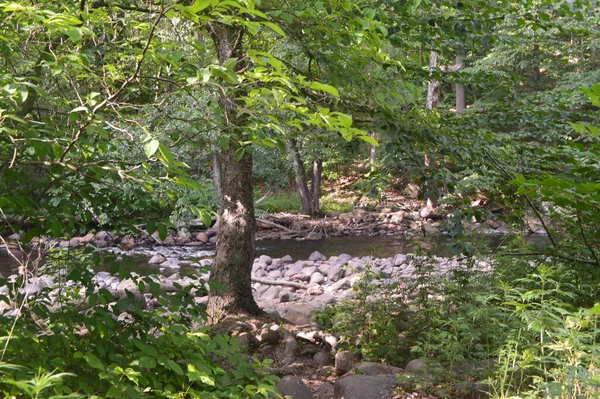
xmin=306 ymin=82 xmax=339 ymax=97
xmin=189 ymin=0 xmax=211 ymax=13
xmin=157 ymin=223 xmax=168 ymax=241
xmin=158 ymin=143 xmax=174 ymax=165
xmin=67 ymin=27 xmax=83 ymax=42
xmin=261 ymin=21 xmax=285 ymax=37
xmin=84 ymin=352 xmax=105 ymax=372
xmin=50 ymin=220 xmax=62 ymax=237
xmin=144 ymin=139 xmax=160 ymax=158
xmin=358 ymin=134 xmax=379 ymax=146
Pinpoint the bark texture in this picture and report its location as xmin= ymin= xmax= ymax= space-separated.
xmin=288 ymin=138 xmax=321 ymax=217
xmin=426 ymin=51 xmax=440 ymax=110
xmin=206 ymin=22 xmax=261 ymax=320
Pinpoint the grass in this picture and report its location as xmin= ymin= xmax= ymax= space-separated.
xmin=254 ymin=191 xmax=354 ymax=214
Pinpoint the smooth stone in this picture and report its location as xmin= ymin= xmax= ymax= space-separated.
xmin=314 ymin=350 xmax=333 ymax=366
xmin=351 ymin=361 xmax=403 ymax=376
xmin=259 ymin=255 xmax=273 ymax=265
xmin=196 ymin=232 xmax=209 ymax=243
xmin=271 ymin=258 xmax=285 ymax=268
xmin=148 ymin=254 xmax=167 ymax=264
xmin=282 ymin=255 xmax=293 ymax=263
xmin=285 ymin=263 xmax=303 ymax=277
xmin=334 ymin=375 xmax=399 ymax=399
xmin=277 ymin=375 xmax=312 ymax=399
xmin=326 ymin=265 xmax=344 ymax=282
xmin=335 ymin=350 xmax=354 ymax=376
xmin=309 ymin=272 xmax=325 ymax=285
xmin=262 ymin=286 xmax=281 ymax=300
xmin=309 ymin=251 xmax=327 ymax=262
xmin=267 ymin=270 xmax=282 ymax=279
xmin=392 ymin=254 xmax=407 ymax=266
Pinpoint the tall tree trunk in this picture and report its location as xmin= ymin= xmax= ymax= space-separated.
xmin=454 ymin=54 xmax=466 ymax=113
xmin=206 ymin=22 xmax=260 ymax=320
xmin=288 ymin=138 xmax=314 ymax=216
xmin=211 ymin=142 xmax=223 ymax=205
xmin=369 ymin=132 xmax=377 ymax=165
xmin=309 ymin=158 xmax=322 ymax=216
xmin=426 ymin=51 xmax=440 ymax=110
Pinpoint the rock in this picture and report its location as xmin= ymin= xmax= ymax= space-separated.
xmin=307 ymin=285 xmax=324 ymax=296
xmin=258 ymin=327 xmax=281 ymax=346
xmin=277 ymin=376 xmax=312 ymax=399
xmin=208 ymin=236 xmax=217 ymax=244
xmin=326 ymin=265 xmax=344 ymax=282
xmin=306 ymin=231 xmax=324 ymax=240
xmin=285 ymin=263 xmax=303 ymax=278
xmin=405 ymin=358 xmax=443 ymax=377
xmin=309 ymin=251 xmax=327 ymax=262
xmin=278 ymin=291 xmax=291 ymax=303
xmin=253 ymin=262 xmax=267 ymax=273
xmin=196 ymin=232 xmax=209 ymax=243
xmin=313 ymin=294 xmax=336 ymax=306
xmin=267 ymin=270 xmax=283 ymax=279
xmin=309 ymin=272 xmax=325 ymax=285
xmin=163 ymin=236 xmax=176 ymax=245
xmin=338 ymin=253 xmax=352 ymax=263
xmin=392 ymin=254 xmax=407 ymax=266
xmin=94 ymin=231 xmax=111 ymax=242
xmin=271 ymin=258 xmax=285 ymax=268
xmin=335 ymin=350 xmax=354 ymax=376
xmin=422 ymin=220 xmax=439 ymax=235
xmin=314 ymin=382 xmax=334 ymax=398
xmin=278 ymin=303 xmax=317 ymax=325
xmin=352 ymin=209 xmax=366 ymax=223
xmin=79 ymin=233 xmax=95 ymax=244
xmin=148 ymin=254 xmax=167 ymax=264
xmin=351 ymin=362 xmax=403 ymax=376
xmin=259 ymin=255 xmax=273 ymax=265
xmin=261 ymin=286 xmax=281 ymax=300
xmin=282 ymin=255 xmax=293 ymax=263
xmin=339 ymin=213 xmax=353 ymax=223
xmin=314 ymin=350 xmax=333 ymax=366
xmin=334 ymin=375 xmax=399 ymax=399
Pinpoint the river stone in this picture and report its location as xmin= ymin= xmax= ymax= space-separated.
xmin=347 ymin=259 xmax=366 ymax=271
xmin=278 ymin=303 xmax=316 ymax=325
xmin=282 ymin=255 xmax=293 ymax=263
xmin=307 ymin=285 xmax=324 ymax=296
xmin=259 ymin=255 xmax=273 ymax=265
xmin=303 ymin=266 xmax=317 ymax=276
xmin=278 ymin=290 xmax=291 ymax=303
xmin=352 ymin=209 xmax=366 ymax=222
xmin=314 ymin=350 xmax=333 ymax=366
xmin=405 ymin=358 xmax=443 ymax=377
xmin=330 ymin=277 xmax=350 ymax=291
xmin=148 ymin=254 xmax=167 ymax=264
xmin=254 ymin=269 xmax=266 ymax=277
xmin=319 ymin=263 xmax=332 ymax=272
xmin=208 ymin=236 xmax=217 ymax=244
xmin=271 ymin=258 xmax=285 ymax=268
xmin=252 ymin=262 xmax=266 ymax=273
xmin=262 ymin=286 xmax=281 ymax=300
xmin=327 ymin=265 xmax=344 ymax=282
xmin=393 ymin=254 xmax=407 ymax=266
xmin=351 ymin=362 xmax=403 ymax=376
xmin=309 ymin=251 xmax=327 ymax=262
xmin=335 ymin=350 xmax=354 ymax=375
xmin=268 ymin=270 xmax=282 ymax=279
xmin=334 ymin=375 xmax=399 ymax=399
xmin=338 ymin=253 xmax=353 ymax=263
xmin=309 ymin=272 xmax=325 ymax=285
xmin=277 ymin=376 xmax=312 ymax=399
xmin=196 ymin=232 xmax=209 ymax=243
xmin=306 ymin=231 xmax=324 ymax=240
xmin=285 ymin=263 xmax=303 ymax=277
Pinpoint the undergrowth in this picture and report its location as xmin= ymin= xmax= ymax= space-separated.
xmin=316 ymin=256 xmax=600 ymax=398
xmin=0 ymin=248 xmax=279 ymax=398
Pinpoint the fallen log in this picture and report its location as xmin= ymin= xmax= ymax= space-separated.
xmin=251 ymin=277 xmax=306 ymax=289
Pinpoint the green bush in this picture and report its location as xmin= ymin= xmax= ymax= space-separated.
xmin=0 ymin=250 xmax=279 ymax=398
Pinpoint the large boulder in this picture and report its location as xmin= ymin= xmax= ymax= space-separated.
xmin=277 ymin=376 xmax=312 ymax=399
xmin=334 ymin=375 xmax=399 ymax=399
xmin=309 ymin=251 xmax=327 ymax=262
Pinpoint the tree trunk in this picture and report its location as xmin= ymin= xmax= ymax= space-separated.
xmin=211 ymin=142 xmax=223 ymax=205
xmin=454 ymin=54 xmax=466 ymax=113
xmin=206 ymin=22 xmax=260 ymax=320
xmin=288 ymin=138 xmax=314 ymax=216
xmin=369 ymin=132 xmax=377 ymax=165
xmin=426 ymin=51 xmax=440 ymax=110
xmin=309 ymin=158 xmax=322 ymax=216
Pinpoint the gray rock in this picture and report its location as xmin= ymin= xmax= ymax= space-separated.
xmin=254 ymin=269 xmax=266 ymax=277
xmin=278 ymin=303 xmax=317 ymax=325
xmin=303 ymin=266 xmax=317 ymax=276
xmin=338 ymin=253 xmax=353 ymax=263
xmin=313 ymin=294 xmax=336 ymax=306
xmin=314 ymin=350 xmax=333 ymax=366
xmin=282 ymin=255 xmax=293 ymax=263
xmin=277 ymin=375 xmax=312 ymax=399
xmin=252 ymin=262 xmax=267 ymax=273
xmin=148 ymin=254 xmax=167 ymax=264
xmin=330 ymin=277 xmax=350 ymax=291
xmin=335 ymin=350 xmax=354 ymax=375
xmin=285 ymin=263 xmax=303 ymax=277
xmin=309 ymin=251 xmax=327 ymax=262
xmin=334 ymin=375 xmax=399 ymax=399
xmin=261 ymin=286 xmax=281 ymax=300
xmin=327 ymin=265 xmax=344 ymax=282
xmin=271 ymin=258 xmax=285 ymax=268
xmin=259 ymin=255 xmax=273 ymax=265
xmin=392 ymin=254 xmax=407 ymax=266
xmin=307 ymin=285 xmax=324 ymax=296
xmin=267 ymin=270 xmax=282 ymax=279
xmin=405 ymin=358 xmax=443 ymax=377
xmin=315 ymin=383 xmax=334 ymax=398
xmin=306 ymin=232 xmax=324 ymax=240
xmin=196 ymin=232 xmax=209 ymax=243
xmin=309 ymin=272 xmax=325 ymax=285
xmin=352 ymin=361 xmax=403 ymax=376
